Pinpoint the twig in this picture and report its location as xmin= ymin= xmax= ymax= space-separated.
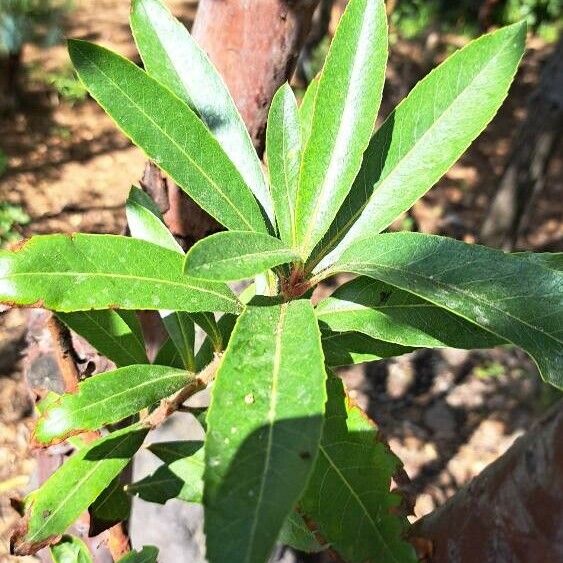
xmin=46 ymin=315 xmax=80 ymax=393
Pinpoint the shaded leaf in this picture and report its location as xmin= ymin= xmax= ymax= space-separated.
xmin=204 ymin=300 xmax=327 ymax=563
xmin=322 ymin=331 xmax=412 ymax=367
xmin=195 ymin=313 xmax=237 ymax=371
xmin=0 ymin=234 xmax=240 ymax=314
xmin=69 ymin=39 xmax=269 ymax=233
xmin=127 ymin=441 xmax=204 ymax=504
xmin=117 ymin=546 xmax=159 ymax=563
xmin=35 ymin=365 xmax=195 ymax=444
xmin=314 ymin=22 xmax=526 ymax=270
xmin=130 ymin=0 xmax=272 ymax=222
xmin=300 ymin=375 xmax=416 ymax=562
xmin=317 ymin=276 xmax=503 ymax=349
xmin=336 ymin=232 xmax=563 ymax=388
xmin=161 ymin=312 xmax=196 ymax=371
xmin=12 ymin=426 xmax=147 ymax=555
xmin=89 ymin=476 xmax=130 ymax=535
xmin=57 ymin=310 xmax=148 ymax=367
xmin=154 ymin=337 xmax=184 ymax=369
xmin=184 ymin=231 xmax=300 ymax=282
xmin=266 ymin=83 xmax=301 ymax=245
xmin=294 ymin=0 xmax=388 ymax=258
xmin=279 ymin=512 xmax=325 ymax=554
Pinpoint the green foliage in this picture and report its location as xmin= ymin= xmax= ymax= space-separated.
xmin=0 ymin=0 xmax=72 ymax=54
xmin=50 ymin=535 xmax=92 ymax=563
xmin=30 ymin=63 xmax=87 ymax=104
xmin=4 ymin=0 xmax=561 ymax=561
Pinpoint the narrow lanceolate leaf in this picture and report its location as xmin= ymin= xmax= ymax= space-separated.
xmin=204 ymin=300 xmax=327 ymax=563
xmin=34 ymin=365 xmax=195 ymax=444
xmin=126 ymin=186 xmax=182 ymax=252
xmin=279 ymin=512 xmax=325 ymax=554
xmin=127 ymin=441 xmax=204 ymax=504
xmin=300 ymin=375 xmax=416 ymax=563
xmin=90 ymin=476 xmax=131 ymax=532
xmin=0 ymin=234 xmax=240 ymax=314
xmin=184 ymin=231 xmax=300 ymax=282
xmin=336 ymin=232 xmax=563 ymax=388
xmin=57 ymin=310 xmax=148 ymax=367
xmin=12 ymin=426 xmax=147 ymax=555
xmin=322 ymin=331 xmax=412 ymax=367
xmin=266 ymin=83 xmax=301 ymax=244
xmin=130 ymin=0 xmax=272 ymax=223
xmin=314 ymin=22 xmax=526 ymax=270
xmin=317 ymin=276 xmax=503 ymax=349
xmin=50 ymin=536 xmax=92 ymax=563
xmin=294 ymin=0 xmax=387 ymax=257
xmin=117 ymin=546 xmax=159 ymax=563
xmin=69 ymin=40 xmax=269 ymax=234
xmin=298 ymin=76 xmax=319 ymax=146
xmin=161 ymin=312 xmax=196 ymax=371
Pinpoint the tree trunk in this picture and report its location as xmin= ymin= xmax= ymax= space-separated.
xmin=480 ymin=38 xmax=563 ymax=250
xmin=411 ymin=401 xmax=563 ymax=562
xmin=0 ymin=50 xmax=23 ymax=113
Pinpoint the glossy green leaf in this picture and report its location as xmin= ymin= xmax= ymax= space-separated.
xmin=127 ymin=441 xmax=204 ymax=504
xmin=130 ymin=0 xmax=272 ymax=222
xmin=322 ymin=331 xmax=412 ymax=367
xmin=184 ymin=231 xmax=300 ymax=282
xmin=336 ymin=232 xmax=563 ymax=388
xmin=204 ymin=300 xmax=327 ymax=563
xmin=278 ymin=512 xmax=325 ymax=553
xmin=298 ymin=76 xmax=319 ymax=146
xmin=317 ymin=276 xmax=503 ymax=349
xmin=300 ymin=375 xmax=416 ymax=562
xmin=314 ymin=22 xmax=526 ymax=271
xmin=35 ymin=365 xmax=195 ymax=444
xmin=117 ymin=546 xmax=159 ymax=563
xmin=57 ymin=310 xmax=148 ymax=367
xmin=266 ymin=83 xmax=301 ymax=244
xmin=126 ymin=186 xmax=182 ymax=253
xmin=294 ymin=0 xmax=388 ymax=257
xmin=69 ymin=39 xmax=269 ymax=234
xmin=12 ymin=426 xmax=147 ymax=554
xmin=50 ymin=535 xmax=92 ymax=563
xmin=0 ymin=234 xmax=240 ymax=314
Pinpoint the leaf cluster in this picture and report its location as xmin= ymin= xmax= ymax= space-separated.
xmin=3 ymin=0 xmax=561 ymax=561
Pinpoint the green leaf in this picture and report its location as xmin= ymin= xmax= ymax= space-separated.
xmin=34 ymin=365 xmax=195 ymax=444
xmin=127 ymin=441 xmax=204 ymax=504
xmin=12 ymin=426 xmax=147 ymax=555
xmin=195 ymin=313 xmax=237 ymax=371
xmin=336 ymin=232 xmax=563 ymax=388
xmin=154 ymin=337 xmax=184 ymax=369
xmin=204 ymin=300 xmax=327 ymax=563
xmin=130 ymin=0 xmax=272 ymax=223
xmin=294 ymin=0 xmax=388 ymax=257
xmin=300 ymin=375 xmax=416 ymax=563
xmin=161 ymin=312 xmax=196 ymax=371
xmin=68 ymin=39 xmax=269 ymax=234
xmin=125 ymin=186 xmax=182 ymax=253
xmin=266 ymin=83 xmax=301 ymax=245
xmin=50 ymin=535 xmax=92 ymax=563
xmin=57 ymin=310 xmax=148 ymax=367
xmin=298 ymin=76 xmax=319 ymax=146
xmin=89 ymin=476 xmax=131 ymax=531
xmin=0 ymin=234 xmax=240 ymax=314
xmin=184 ymin=231 xmax=300 ymax=282
xmin=314 ymin=21 xmax=526 ymax=271
xmin=322 ymin=331 xmax=412 ymax=367
xmin=279 ymin=512 xmax=325 ymax=554
xmin=317 ymin=276 xmax=503 ymax=349
xmin=117 ymin=546 xmax=159 ymax=563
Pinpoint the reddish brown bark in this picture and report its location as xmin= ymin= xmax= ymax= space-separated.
xmin=411 ymin=402 xmax=563 ymax=563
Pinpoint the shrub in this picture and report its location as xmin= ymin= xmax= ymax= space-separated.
xmin=4 ymin=0 xmax=561 ymax=561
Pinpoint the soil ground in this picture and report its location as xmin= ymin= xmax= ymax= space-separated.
xmin=0 ymin=0 xmax=561 ymax=560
